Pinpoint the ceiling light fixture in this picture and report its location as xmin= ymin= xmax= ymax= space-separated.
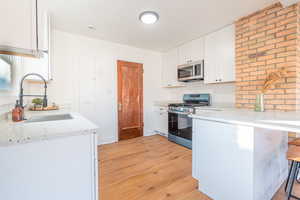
xmin=139 ymin=11 xmax=159 ymax=24
xmin=88 ymin=25 xmax=96 ymax=30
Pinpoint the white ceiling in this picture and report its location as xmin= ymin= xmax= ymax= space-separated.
xmin=40 ymin=0 xmax=278 ymax=52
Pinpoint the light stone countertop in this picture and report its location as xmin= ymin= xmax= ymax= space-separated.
xmin=190 ymin=108 xmax=300 ymax=133
xmin=0 ymin=110 xmax=99 ymax=147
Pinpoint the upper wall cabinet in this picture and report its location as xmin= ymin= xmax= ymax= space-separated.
xmin=24 ymin=13 xmax=52 ymax=82
xmin=178 ymin=37 xmax=204 ymax=65
xmin=204 ymin=24 xmax=235 ymax=84
xmin=162 ymin=48 xmax=185 ymax=88
xmin=0 ymin=0 xmax=37 ymax=56
xmin=38 ymin=13 xmax=51 ymax=52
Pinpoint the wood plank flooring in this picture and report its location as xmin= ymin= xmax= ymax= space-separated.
xmin=98 ymin=135 xmax=299 ymax=200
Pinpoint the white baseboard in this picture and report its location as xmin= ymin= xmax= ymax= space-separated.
xmin=98 ymin=136 xmax=117 ymax=145
xmin=97 ymin=130 xmax=166 ymax=146
xmin=144 ymin=129 xmax=157 ymax=137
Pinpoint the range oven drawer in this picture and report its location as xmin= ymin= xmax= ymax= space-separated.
xmin=168 ymin=133 xmax=192 ymax=149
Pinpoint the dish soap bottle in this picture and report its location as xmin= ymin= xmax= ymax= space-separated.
xmin=12 ymin=100 xmax=23 ymax=122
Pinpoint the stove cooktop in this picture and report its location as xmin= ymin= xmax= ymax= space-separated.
xmin=169 ymin=94 xmax=211 ymax=108
xmin=168 ymin=102 xmax=209 ymax=108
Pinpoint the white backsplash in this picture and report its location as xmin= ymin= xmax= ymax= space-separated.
xmin=165 ymin=82 xmax=235 ymax=106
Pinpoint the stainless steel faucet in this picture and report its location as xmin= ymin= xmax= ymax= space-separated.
xmin=19 ymin=73 xmax=48 ymax=110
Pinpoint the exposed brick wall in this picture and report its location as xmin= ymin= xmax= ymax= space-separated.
xmin=297 ymin=3 xmax=300 ymax=111
xmin=235 ymin=3 xmax=300 ymax=111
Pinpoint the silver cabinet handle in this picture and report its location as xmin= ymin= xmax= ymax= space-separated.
xmin=118 ymin=103 xmax=122 ymax=111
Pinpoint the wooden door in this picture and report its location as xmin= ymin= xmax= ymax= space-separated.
xmin=117 ymin=60 xmax=143 ymax=141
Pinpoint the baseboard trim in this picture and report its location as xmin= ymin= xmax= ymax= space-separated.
xmin=98 ymin=136 xmax=117 ymax=145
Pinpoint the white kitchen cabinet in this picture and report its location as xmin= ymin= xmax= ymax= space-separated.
xmin=0 ymin=0 xmax=37 ymax=53
xmin=204 ymin=24 xmax=235 ymax=84
xmin=23 ymin=13 xmax=52 ymax=81
xmin=0 ymin=133 xmax=98 ymax=200
xmin=38 ymin=13 xmax=51 ymax=52
xmin=178 ymin=37 xmax=204 ymax=65
xmin=154 ymin=106 xmax=168 ymax=137
xmin=162 ymin=48 xmax=185 ymax=88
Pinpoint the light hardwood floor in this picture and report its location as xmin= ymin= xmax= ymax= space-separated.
xmin=98 ymin=135 xmax=299 ymax=200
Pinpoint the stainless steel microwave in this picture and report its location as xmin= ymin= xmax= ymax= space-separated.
xmin=177 ymin=60 xmax=204 ymax=82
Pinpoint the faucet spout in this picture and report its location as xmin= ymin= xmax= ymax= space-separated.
xmin=19 ymin=73 xmax=48 ymax=109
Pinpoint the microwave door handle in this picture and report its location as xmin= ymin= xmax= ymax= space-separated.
xmin=192 ymin=64 xmax=196 ymax=76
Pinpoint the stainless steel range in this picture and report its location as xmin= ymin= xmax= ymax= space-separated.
xmin=168 ymin=94 xmax=211 ymax=149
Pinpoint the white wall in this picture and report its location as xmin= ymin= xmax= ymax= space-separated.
xmin=36 ymin=30 xmax=167 ymax=144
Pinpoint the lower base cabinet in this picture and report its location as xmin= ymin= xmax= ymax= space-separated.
xmin=0 ymin=133 xmax=98 ymax=200
xmin=154 ymin=106 xmax=168 ymax=137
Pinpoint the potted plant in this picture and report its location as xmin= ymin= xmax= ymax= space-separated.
xmin=32 ymin=98 xmax=43 ymax=110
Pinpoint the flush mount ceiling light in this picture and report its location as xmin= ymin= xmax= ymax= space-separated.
xmin=88 ymin=25 xmax=96 ymax=30
xmin=139 ymin=11 xmax=159 ymax=24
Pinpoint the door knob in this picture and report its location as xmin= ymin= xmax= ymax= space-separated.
xmin=118 ymin=103 xmax=122 ymax=111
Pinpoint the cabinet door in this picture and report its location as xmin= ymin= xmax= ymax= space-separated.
xmin=204 ymin=24 xmax=235 ymax=84
xmin=0 ymin=134 xmax=97 ymax=200
xmin=190 ymin=37 xmax=204 ymax=62
xmin=23 ymin=14 xmax=52 ymax=82
xmin=158 ymin=109 xmax=168 ymax=135
xmin=178 ymin=43 xmax=192 ymax=65
xmin=204 ymin=31 xmax=218 ymax=84
xmin=218 ymin=24 xmax=235 ymax=83
xmin=38 ymin=13 xmax=51 ymax=52
xmin=162 ymin=48 xmax=183 ymax=87
xmin=178 ymin=38 xmax=204 ymax=65
xmin=0 ymin=0 xmax=36 ymax=50
xmin=154 ymin=107 xmax=168 ymax=136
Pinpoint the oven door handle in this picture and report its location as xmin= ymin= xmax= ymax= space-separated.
xmin=168 ymin=111 xmax=190 ymax=115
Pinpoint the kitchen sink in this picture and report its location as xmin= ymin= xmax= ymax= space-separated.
xmin=25 ymin=114 xmax=73 ymax=123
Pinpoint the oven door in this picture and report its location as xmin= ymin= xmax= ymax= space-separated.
xmin=168 ymin=111 xmax=192 ymax=141
xmin=177 ymin=65 xmax=194 ymax=81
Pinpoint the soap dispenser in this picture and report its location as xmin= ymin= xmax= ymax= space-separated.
xmin=12 ymin=100 xmax=23 ymax=122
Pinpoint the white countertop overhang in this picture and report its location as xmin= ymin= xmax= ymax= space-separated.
xmin=190 ymin=108 xmax=300 ymax=133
